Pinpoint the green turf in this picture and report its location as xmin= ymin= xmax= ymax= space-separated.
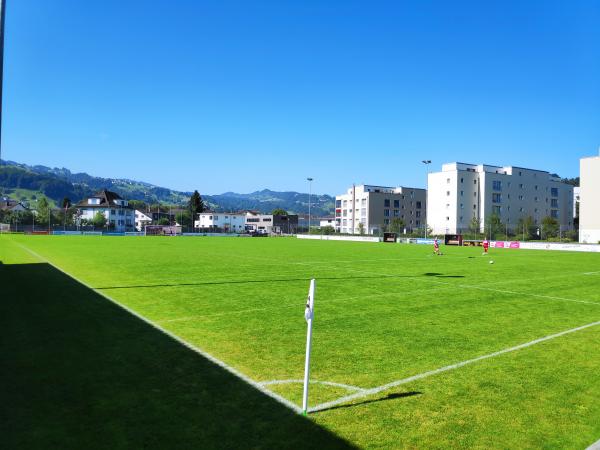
xmin=2 ymin=234 xmax=600 ymax=449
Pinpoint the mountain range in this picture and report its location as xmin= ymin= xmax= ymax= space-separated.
xmin=0 ymin=160 xmax=335 ymax=216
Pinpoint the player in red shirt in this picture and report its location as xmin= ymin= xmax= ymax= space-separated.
xmin=483 ymin=238 xmax=489 ymax=254
xmin=433 ymin=238 xmax=441 ymax=255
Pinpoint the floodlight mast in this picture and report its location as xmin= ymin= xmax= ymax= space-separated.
xmin=421 ymin=160 xmax=431 ymax=238
xmin=0 ymin=0 xmax=6 ymax=176
xmin=306 ymin=177 xmax=313 ymax=233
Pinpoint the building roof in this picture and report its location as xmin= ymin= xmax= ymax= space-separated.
xmin=0 ymin=199 xmax=28 ymax=211
xmin=75 ymin=189 xmax=131 ymax=208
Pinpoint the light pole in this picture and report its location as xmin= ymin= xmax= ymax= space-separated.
xmin=421 ymin=160 xmax=431 ymax=238
xmin=307 ymin=177 xmax=313 ymax=234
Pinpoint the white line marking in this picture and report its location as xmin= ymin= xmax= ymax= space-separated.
xmin=12 ymin=241 xmax=303 ymax=414
xmin=309 ymin=319 xmax=600 ymax=413
xmin=259 ymin=379 xmax=366 ymax=393
xmin=344 ymin=266 xmax=600 ymax=308
xmin=584 ymin=271 xmax=600 ymax=275
xmin=448 ymin=282 xmax=600 ymax=307
xmin=587 ymin=438 xmax=600 ymax=449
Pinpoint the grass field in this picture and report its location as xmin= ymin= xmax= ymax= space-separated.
xmin=2 ymin=234 xmax=600 ymax=449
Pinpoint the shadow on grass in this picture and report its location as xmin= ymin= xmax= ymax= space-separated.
xmin=95 ymin=273 xmax=464 ymax=290
xmin=316 ymin=392 xmax=422 ymax=413
xmin=0 ymin=262 xmax=356 ymax=450
xmin=423 ymin=273 xmax=465 ymax=278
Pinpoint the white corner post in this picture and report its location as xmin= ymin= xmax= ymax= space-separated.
xmin=302 ymin=278 xmax=316 ymax=415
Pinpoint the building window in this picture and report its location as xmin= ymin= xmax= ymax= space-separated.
xmin=393 ymin=210 xmax=400 ymax=217
xmin=460 ymin=191 xmax=464 ymax=196
xmin=384 ymin=199 xmax=390 ymax=207
xmin=384 ymin=209 xmax=390 ymax=217
xmin=473 ymin=204 xmax=477 ymax=209
xmin=447 ymin=178 xmax=451 ymax=184
xmin=384 ymin=219 xmax=390 ymax=225
xmin=519 ymin=184 xmax=523 ymax=189
xmin=446 ymin=216 xmax=450 ymax=221
xmin=551 ymin=199 xmax=558 ymax=208
xmin=446 ymin=191 xmax=450 ymax=196
xmin=551 ymin=210 xmax=558 ymax=218
xmin=493 ymin=180 xmax=502 ymax=191
xmin=393 ymin=200 xmax=400 ymax=208
xmin=416 ymin=201 xmax=422 ymax=209
xmin=551 ymin=187 xmax=558 ymax=197
xmin=492 ymin=193 xmax=502 ymax=203
xmin=460 ymin=178 xmax=464 ymax=183
xmin=416 ymin=211 xmax=421 ymax=218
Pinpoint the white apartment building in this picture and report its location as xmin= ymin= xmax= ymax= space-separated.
xmin=579 ymin=153 xmax=600 ymax=243
xmin=75 ymin=190 xmax=134 ymax=232
xmin=134 ymin=210 xmax=152 ymax=231
xmin=335 ymin=184 xmax=426 ymax=234
xmin=427 ymin=162 xmax=574 ymax=235
xmin=195 ymin=212 xmax=246 ymax=232
xmin=573 ymin=187 xmax=580 ymax=219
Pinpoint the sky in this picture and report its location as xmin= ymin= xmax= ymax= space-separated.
xmin=2 ymin=0 xmax=599 ymax=195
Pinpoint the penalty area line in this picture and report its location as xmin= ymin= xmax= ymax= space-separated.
xmin=309 ymin=319 xmax=600 ymax=413
xmin=13 ymin=242 xmax=303 ymax=415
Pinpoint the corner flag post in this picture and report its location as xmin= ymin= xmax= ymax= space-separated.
xmin=302 ymin=278 xmax=316 ymax=415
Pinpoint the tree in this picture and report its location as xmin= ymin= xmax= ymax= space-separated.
xmin=92 ymin=211 xmax=107 ymax=229
xmin=61 ymin=197 xmax=71 ymax=209
xmin=358 ymin=222 xmax=365 ymax=235
xmin=36 ymin=197 xmax=50 ymax=226
xmin=485 ymin=214 xmax=502 ymax=239
xmin=541 ymin=216 xmax=559 ymax=238
xmin=468 ymin=216 xmax=481 ymax=235
xmin=389 ymin=218 xmax=405 ymax=234
xmin=272 ymin=208 xmax=287 ymax=216
xmin=188 ymin=191 xmax=205 ymax=227
xmin=158 ymin=217 xmax=170 ymax=225
xmin=321 ymin=225 xmax=335 ymax=235
xmin=517 ymin=215 xmax=536 ymax=240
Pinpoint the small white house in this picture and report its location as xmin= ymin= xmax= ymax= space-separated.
xmin=134 ymin=210 xmax=153 ymax=231
xmin=319 ymin=217 xmax=336 ymax=228
xmin=195 ymin=212 xmax=246 ymax=232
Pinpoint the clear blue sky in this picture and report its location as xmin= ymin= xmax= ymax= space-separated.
xmin=3 ymin=0 xmax=599 ymax=195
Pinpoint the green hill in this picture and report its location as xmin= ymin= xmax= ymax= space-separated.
xmin=0 ymin=160 xmax=334 ymax=215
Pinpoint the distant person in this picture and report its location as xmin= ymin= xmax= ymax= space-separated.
xmin=433 ymin=238 xmax=441 ymax=255
xmin=483 ymin=238 xmax=489 ymax=255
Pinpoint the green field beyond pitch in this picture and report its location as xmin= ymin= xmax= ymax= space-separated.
xmin=2 ymin=234 xmax=600 ymax=449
